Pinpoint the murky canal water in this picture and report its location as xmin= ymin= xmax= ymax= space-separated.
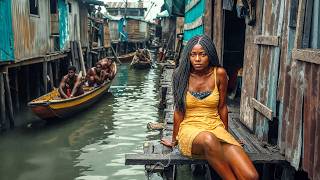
xmin=0 ymin=62 xmax=163 ymax=180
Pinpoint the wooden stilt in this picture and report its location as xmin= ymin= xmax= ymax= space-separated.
xmin=35 ymin=66 xmax=41 ymax=97
xmin=54 ymin=61 xmax=59 ymax=87
xmin=43 ymin=61 xmax=48 ymax=93
xmin=0 ymin=73 xmax=6 ymax=130
xmin=48 ymin=62 xmax=54 ymax=90
xmin=25 ymin=66 xmax=30 ymax=101
xmin=14 ymin=69 xmax=19 ymax=111
xmin=86 ymin=47 xmax=92 ymax=68
xmin=70 ymin=41 xmax=76 ymax=67
xmin=110 ymin=46 xmax=121 ymax=64
xmin=4 ymin=72 xmax=14 ymax=128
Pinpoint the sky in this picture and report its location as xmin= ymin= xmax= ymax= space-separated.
xmin=102 ymin=0 xmax=164 ymax=21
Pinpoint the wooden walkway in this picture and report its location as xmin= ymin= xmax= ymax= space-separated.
xmin=125 ymin=63 xmax=286 ymax=178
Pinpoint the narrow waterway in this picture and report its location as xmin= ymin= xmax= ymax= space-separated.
xmin=0 ymin=61 xmax=162 ymax=180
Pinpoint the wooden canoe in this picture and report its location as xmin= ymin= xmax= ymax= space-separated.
xmin=28 ymin=63 xmax=117 ymax=120
xmin=130 ymin=49 xmax=152 ymax=69
xmin=107 ymin=52 xmax=135 ymax=63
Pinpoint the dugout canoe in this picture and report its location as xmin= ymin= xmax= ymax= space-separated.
xmin=28 ymin=63 xmax=117 ymax=120
xmin=130 ymin=49 xmax=152 ymax=69
xmin=108 ymin=52 xmax=135 ymax=63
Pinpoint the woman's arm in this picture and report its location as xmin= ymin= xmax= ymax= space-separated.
xmin=161 ymin=109 xmax=183 ymax=147
xmin=217 ymin=67 xmax=229 ymax=130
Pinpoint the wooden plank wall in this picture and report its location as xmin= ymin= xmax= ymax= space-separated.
xmin=239 ymin=0 xmax=263 ymax=131
xmin=254 ymin=0 xmax=285 ymax=141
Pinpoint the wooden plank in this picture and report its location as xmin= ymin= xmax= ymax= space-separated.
xmin=25 ymin=66 xmax=30 ymax=101
xmin=4 ymin=72 xmax=14 ymax=128
xmin=250 ymin=98 xmax=273 ymax=120
xmin=254 ymin=35 xmax=279 ymax=46
xmin=184 ymin=16 xmax=203 ymax=31
xmin=212 ymin=0 xmax=223 ymax=61
xmin=125 ymin=152 xmax=285 ymax=165
xmin=292 ymin=48 xmax=320 ymax=65
xmin=239 ymin=0 xmax=263 ymax=130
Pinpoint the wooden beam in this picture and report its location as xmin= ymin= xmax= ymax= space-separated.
xmin=6 ymin=53 xmax=68 ymax=68
xmin=48 ymin=62 xmax=54 ymax=89
xmin=125 ymin=152 xmax=285 ymax=166
xmin=14 ymin=69 xmax=19 ymax=111
xmin=292 ymin=48 xmax=320 ymax=65
xmin=254 ymin=35 xmax=280 ymax=46
xmin=204 ymin=0 xmax=212 ymax=38
xmin=4 ymin=72 xmax=14 ymax=128
xmin=250 ymin=98 xmax=273 ymax=120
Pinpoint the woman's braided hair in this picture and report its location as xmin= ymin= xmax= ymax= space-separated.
xmin=172 ymin=34 xmax=220 ymax=114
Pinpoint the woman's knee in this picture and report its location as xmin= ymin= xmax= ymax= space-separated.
xmin=199 ymin=132 xmax=220 ymax=152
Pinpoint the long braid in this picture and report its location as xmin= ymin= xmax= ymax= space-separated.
xmin=172 ymin=35 xmax=220 ymax=114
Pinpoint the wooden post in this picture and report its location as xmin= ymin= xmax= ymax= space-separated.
xmin=43 ymin=61 xmax=48 ymax=93
xmin=14 ymin=69 xmax=19 ymax=111
xmin=35 ymin=66 xmax=41 ymax=97
xmin=110 ymin=46 xmax=121 ymax=64
xmin=25 ymin=66 xmax=30 ymax=101
xmin=48 ymin=62 xmax=54 ymax=89
xmin=0 ymin=73 xmax=6 ymax=130
xmin=77 ymin=41 xmax=86 ymax=76
xmin=70 ymin=41 xmax=76 ymax=67
xmin=4 ymin=72 xmax=14 ymax=128
xmin=54 ymin=61 xmax=59 ymax=87
xmin=86 ymin=47 xmax=92 ymax=68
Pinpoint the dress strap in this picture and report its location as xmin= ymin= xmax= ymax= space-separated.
xmin=214 ymin=67 xmax=218 ymax=91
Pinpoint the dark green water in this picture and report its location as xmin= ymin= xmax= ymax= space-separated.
xmin=0 ymin=63 xmax=163 ymax=180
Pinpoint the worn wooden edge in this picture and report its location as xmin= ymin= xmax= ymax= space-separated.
xmin=254 ymin=35 xmax=279 ymax=46
xmin=184 ymin=16 xmax=203 ymax=31
xmin=125 ymin=152 xmax=285 ymax=165
xmin=292 ymin=48 xmax=320 ymax=65
xmin=250 ymin=98 xmax=273 ymax=120
xmin=185 ymin=0 xmax=201 ymax=13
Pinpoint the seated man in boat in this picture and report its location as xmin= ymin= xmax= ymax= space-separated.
xmin=99 ymin=58 xmax=115 ymax=81
xmin=86 ymin=62 xmax=107 ymax=87
xmin=58 ymin=66 xmax=84 ymax=99
xmin=136 ymin=49 xmax=148 ymax=62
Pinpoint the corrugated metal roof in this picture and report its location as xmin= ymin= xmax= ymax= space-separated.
xmin=106 ymin=2 xmax=146 ymax=9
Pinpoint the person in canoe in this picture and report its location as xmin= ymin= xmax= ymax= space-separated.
xmin=161 ymin=35 xmax=258 ymax=180
xmin=99 ymin=58 xmax=115 ymax=80
xmin=58 ymin=66 xmax=84 ymax=99
xmin=86 ymin=62 xmax=107 ymax=87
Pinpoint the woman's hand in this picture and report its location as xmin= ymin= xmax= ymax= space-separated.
xmin=161 ymin=138 xmax=177 ymax=147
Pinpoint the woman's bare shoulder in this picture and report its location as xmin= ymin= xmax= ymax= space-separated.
xmin=216 ymin=67 xmax=227 ymax=77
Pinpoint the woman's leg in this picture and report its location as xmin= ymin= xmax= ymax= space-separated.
xmin=191 ymin=131 xmax=236 ymax=180
xmin=222 ymin=144 xmax=259 ymax=180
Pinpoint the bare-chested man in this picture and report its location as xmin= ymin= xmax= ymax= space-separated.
xmin=86 ymin=62 xmax=107 ymax=87
xmin=59 ymin=66 xmax=84 ymax=99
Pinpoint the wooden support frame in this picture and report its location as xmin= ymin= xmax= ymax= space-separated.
xmin=0 ymin=73 xmax=6 ymax=129
xmin=4 ymin=72 xmax=14 ymax=128
xmin=254 ymin=35 xmax=280 ymax=46
xmin=250 ymin=98 xmax=273 ymax=120
xmin=292 ymin=48 xmax=320 ymax=65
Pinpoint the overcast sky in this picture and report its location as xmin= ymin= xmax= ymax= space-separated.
xmin=103 ymin=0 xmax=164 ymax=20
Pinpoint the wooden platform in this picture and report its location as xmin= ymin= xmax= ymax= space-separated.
xmin=125 ymin=62 xmax=286 ymax=175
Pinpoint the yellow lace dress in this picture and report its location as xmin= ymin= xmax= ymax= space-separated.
xmin=177 ymin=68 xmax=241 ymax=157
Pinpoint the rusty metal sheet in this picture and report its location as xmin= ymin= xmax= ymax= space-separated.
xmin=12 ymin=0 xmax=50 ymax=60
